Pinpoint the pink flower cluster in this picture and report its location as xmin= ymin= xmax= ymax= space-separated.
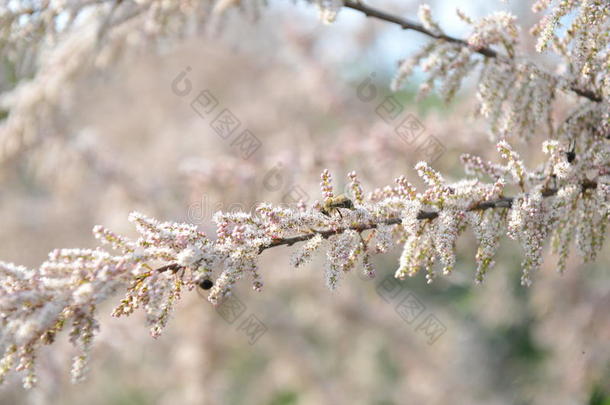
xmin=1 ymin=137 xmax=606 ymax=387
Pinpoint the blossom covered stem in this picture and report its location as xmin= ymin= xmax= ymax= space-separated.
xmin=342 ymin=0 xmax=603 ymax=103
xmin=156 ymin=179 xmax=598 ymax=273
xmin=255 ymin=180 xmax=599 ymax=249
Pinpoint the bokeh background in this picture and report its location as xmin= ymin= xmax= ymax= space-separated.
xmin=1 ymin=0 xmax=609 ymax=404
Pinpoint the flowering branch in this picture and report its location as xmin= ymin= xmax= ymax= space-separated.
xmin=0 ymin=137 xmax=608 ymax=388
xmin=0 ymin=0 xmax=608 ymax=391
xmin=342 ymin=0 xmax=603 ymax=103
xmin=155 ymin=179 xmax=599 ymax=275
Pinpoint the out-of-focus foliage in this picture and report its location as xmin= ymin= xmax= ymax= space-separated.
xmin=0 ymin=0 xmax=608 ymax=404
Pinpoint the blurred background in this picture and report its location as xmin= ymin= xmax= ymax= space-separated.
xmin=0 ymin=0 xmax=609 ymax=404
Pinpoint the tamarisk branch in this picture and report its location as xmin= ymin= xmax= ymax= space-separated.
xmin=157 ymin=179 xmax=598 ymax=273
xmin=261 ymin=180 xmax=599 ymax=251
xmin=342 ymin=0 xmax=603 ymax=103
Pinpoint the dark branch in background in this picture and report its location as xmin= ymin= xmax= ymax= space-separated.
xmin=344 ymin=0 xmax=497 ymax=57
xmin=342 ymin=0 xmax=603 ymax=103
xmin=158 ymin=180 xmax=598 ymax=273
